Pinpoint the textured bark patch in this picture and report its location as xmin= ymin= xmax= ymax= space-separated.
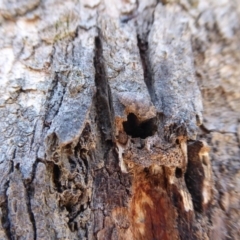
xmin=0 ymin=0 xmax=41 ymax=18
xmin=2 ymin=0 xmax=236 ymax=238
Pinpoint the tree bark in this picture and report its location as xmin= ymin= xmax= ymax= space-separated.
xmin=0 ymin=0 xmax=239 ymax=239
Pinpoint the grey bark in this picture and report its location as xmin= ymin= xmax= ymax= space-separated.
xmin=0 ymin=0 xmax=239 ymax=239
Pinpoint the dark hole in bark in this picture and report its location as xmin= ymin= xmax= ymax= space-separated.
xmin=53 ymin=164 xmax=62 ymax=192
xmin=123 ymin=113 xmax=157 ymax=139
xmin=175 ymin=167 xmax=183 ymax=178
xmin=69 ymin=157 xmax=76 ymax=172
xmin=185 ymin=141 xmax=205 ymax=212
xmin=144 ymin=167 xmax=150 ymax=174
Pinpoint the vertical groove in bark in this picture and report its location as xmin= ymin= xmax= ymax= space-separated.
xmin=23 ymin=160 xmax=41 ymax=240
xmin=137 ymin=36 xmax=157 ymax=106
xmin=8 ymin=168 xmax=34 ymax=239
xmin=136 ymin=3 xmax=157 ymax=106
xmin=44 ymin=72 xmax=67 ymax=125
xmin=52 ymin=163 xmax=62 ymax=193
xmin=92 ymin=29 xmax=134 ymax=236
xmin=94 ymin=34 xmax=114 ymax=142
xmin=24 ymin=183 xmax=37 ymax=240
xmin=2 ymin=181 xmax=11 ymax=240
xmin=0 ymin=160 xmax=13 ymax=240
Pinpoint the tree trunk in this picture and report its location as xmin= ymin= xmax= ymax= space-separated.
xmin=0 ymin=0 xmax=239 ymax=239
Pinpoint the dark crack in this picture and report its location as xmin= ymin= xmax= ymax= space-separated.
xmin=1 ymin=181 xmax=11 ymax=240
xmin=45 ymin=72 xmax=67 ymax=123
xmin=0 ymin=161 xmax=14 ymax=240
xmin=137 ymin=35 xmax=156 ymax=104
xmin=24 ymin=181 xmax=37 ymax=240
xmin=94 ymin=33 xmax=114 ymax=142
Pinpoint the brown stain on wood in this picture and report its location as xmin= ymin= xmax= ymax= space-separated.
xmin=129 ymin=166 xmax=179 ymax=240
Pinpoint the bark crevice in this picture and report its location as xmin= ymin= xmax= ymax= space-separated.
xmin=94 ymin=34 xmax=114 ymax=142
xmin=24 ymin=183 xmax=37 ymax=240
xmin=45 ymin=72 xmax=67 ymax=124
xmin=1 ymin=180 xmax=11 ymax=240
xmin=137 ymin=36 xmax=156 ymax=105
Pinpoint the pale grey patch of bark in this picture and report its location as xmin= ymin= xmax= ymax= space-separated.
xmin=148 ymin=4 xmax=203 ymax=140
xmin=100 ymin=17 xmax=154 ymax=121
xmin=0 ymin=0 xmax=41 ymax=18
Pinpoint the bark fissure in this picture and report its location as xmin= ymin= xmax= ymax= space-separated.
xmin=94 ymin=34 xmax=114 ymax=142
xmin=0 ymin=161 xmax=14 ymax=240
xmin=27 ymin=159 xmax=41 ymax=184
xmin=137 ymin=36 xmax=156 ymax=104
xmin=24 ymin=183 xmax=37 ymax=240
xmin=45 ymin=72 xmax=67 ymax=124
xmin=1 ymin=181 xmax=11 ymax=240
xmin=52 ymin=163 xmax=62 ymax=193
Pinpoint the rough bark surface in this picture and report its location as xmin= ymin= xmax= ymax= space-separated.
xmin=0 ymin=0 xmax=239 ymax=239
